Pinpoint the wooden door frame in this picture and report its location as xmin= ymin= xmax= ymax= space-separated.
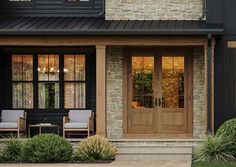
xmin=123 ymin=47 xmax=193 ymax=137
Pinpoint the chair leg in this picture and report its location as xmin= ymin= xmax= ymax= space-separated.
xmin=63 ymin=130 xmax=65 ymax=138
xmin=88 ymin=129 xmax=90 ymax=137
xmin=17 ymin=130 xmax=20 ymax=139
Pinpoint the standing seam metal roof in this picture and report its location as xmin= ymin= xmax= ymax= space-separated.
xmin=0 ymin=16 xmax=224 ymax=35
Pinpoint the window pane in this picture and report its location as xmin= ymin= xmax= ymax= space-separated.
xmin=38 ymin=83 xmax=59 ymax=109
xmin=162 ymin=57 xmax=185 ymax=108
xmin=132 ymin=56 xmax=154 ymax=108
xmin=64 ymin=54 xmax=85 ymax=81
xmin=49 ymin=54 xmax=59 ymax=81
xmin=64 ymin=83 xmax=86 ymax=108
xmin=13 ymin=83 xmax=33 ymax=108
xmin=38 ymin=54 xmax=59 ymax=81
xmin=12 ymin=55 xmax=33 ymax=81
xmin=23 ymin=55 xmax=33 ymax=80
xmin=75 ymin=55 xmax=85 ymax=81
xmin=64 ymin=55 xmax=75 ymax=81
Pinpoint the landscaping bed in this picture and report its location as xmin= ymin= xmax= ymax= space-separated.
xmin=193 ymin=162 xmax=236 ymax=167
xmin=0 ymin=134 xmax=117 ymax=164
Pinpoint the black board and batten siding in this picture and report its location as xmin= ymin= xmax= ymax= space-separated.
xmin=207 ymin=0 xmax=236 ymax=131
xmin=0 ymin=0 xmax=104 ymax=17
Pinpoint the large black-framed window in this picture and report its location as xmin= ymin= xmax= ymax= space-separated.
xmin=11 ymin=52 xmax=89 ymax=110
xmin=12 ymin=54 xmax=34 ymax=109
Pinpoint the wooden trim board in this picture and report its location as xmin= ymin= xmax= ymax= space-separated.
xmin=0 ymin=36 xmax=208 ymax=46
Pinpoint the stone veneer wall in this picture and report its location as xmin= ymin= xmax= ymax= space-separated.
xmin=193 ymin=47 xmax=206 ymax=138
xmin=106 ymin=0 xmax=203 ymax=20
xmin=106 ymin=46 xmax=205 ymax=139
xmin=106 ymin=47 xmax=124 ymax=139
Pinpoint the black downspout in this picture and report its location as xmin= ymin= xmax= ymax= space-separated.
xmin=207 ymin=34 xmax=212 ymax=134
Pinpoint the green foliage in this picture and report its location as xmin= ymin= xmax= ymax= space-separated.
xmin=196 ymin=135 xmax=235 ymax=162
xmin=216 ymin=118 xmax=236 ymax=139
xmin=23 ymin=134 xmax=73 ymax=163
xmin=216 ymin=118 xmax=236 ymax=156
xmin=74 ymin=135 xmax=117 ymax=162
xmin=2 ymin=139 xmax=24 ymax=162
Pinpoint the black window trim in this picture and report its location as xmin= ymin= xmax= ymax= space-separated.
xmin=10 ymin=50 xmax=90 ymax=111
xmin=4 ymin=0 xmax=34 ymax=7
xmin=64 ymin=0 xmax=94 ymax=7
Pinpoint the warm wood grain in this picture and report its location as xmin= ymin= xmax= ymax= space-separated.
xmin=96 ymin=45 xmax=106 ymax=136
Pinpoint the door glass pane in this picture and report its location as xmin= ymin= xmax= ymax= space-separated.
xmin=38 ymin=54 xmax=59 ymax=81
xmin=38 ymin=83 xmax=60 ymax=109
xmin=132 ymin=56 xmax=154 ymax=108
xmin=162 ymin=57 xmax=184 ymax=108
xmin=64 ymin=83 xmax=86 ymax=108
xmin=13 ymin=83 xmax=33 ymax=108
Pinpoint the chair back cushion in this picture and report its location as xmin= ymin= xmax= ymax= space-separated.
xmin=1 ymin=110 xmax=25 ymax=123
xmin=69 ymin=110 xmax=92 ymax=123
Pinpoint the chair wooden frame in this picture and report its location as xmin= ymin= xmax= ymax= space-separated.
xmin=0 ymin=112 xmax=27 ymax=139
xmin=63 ymin=112 xmax=94 ymax=138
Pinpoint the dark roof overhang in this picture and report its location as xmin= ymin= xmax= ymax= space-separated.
xmin=0 ymin=16 xmax=224 ymax=35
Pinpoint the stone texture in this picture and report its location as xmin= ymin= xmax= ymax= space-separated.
xmin=106 ymin=46 xmax=123 ymax=139
xmin=193 ymin=47 xmax=206 ymax=138
xmin=106 ymin=46 xmax=206 ymax=139
xmin=106 ymin=0 xmax=203 ymax=20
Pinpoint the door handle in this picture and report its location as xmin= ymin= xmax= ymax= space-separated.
xmin=158 ymin=98 xmax=162 ymax=106
xmin=155 ymin=98 xmax=158 ymax=106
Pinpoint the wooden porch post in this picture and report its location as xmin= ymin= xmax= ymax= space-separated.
xmin=96 ymin=45 xmax=106 ymax=136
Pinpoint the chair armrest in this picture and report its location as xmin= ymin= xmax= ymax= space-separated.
xmin=63 ymin=117 xmax=69 ymax=125
xmin=88 ymin=117 xmax=94 ymax=131
xmin=18 ymin=117 xmax=26 ymax=131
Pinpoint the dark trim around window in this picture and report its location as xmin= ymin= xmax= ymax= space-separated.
xmin=6 ymin=47 xmax=94 ymax=111
xmin=4 ymin=0 xmax=34 ymax=7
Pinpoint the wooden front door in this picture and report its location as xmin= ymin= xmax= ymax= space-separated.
xmin=126 ymin=48 xmax=193 ymax=135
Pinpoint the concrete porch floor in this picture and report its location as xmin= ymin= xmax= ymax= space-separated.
xmin=2 ymin=161 xmax=191 ymax=167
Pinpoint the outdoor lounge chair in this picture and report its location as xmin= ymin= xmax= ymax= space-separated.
xmin=0 ymin=110 xmax=26 ymax=138
xmin=63 ymin=110 xmax=94 ymax=138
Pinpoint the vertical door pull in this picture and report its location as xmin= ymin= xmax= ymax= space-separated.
xmin=159 ymin=98 xmax=162 ymax=106
xmin=155 ymin=98 xmax=158 ymax=106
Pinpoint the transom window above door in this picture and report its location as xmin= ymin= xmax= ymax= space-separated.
xmin=11 ymin=53 xmax=87 ymax=110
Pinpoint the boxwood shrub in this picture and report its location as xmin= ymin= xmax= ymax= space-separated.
xmin=23 ymin=134 xmax=73 ymax=163
xmin=215 ymin=118 xmax=236 ymax=157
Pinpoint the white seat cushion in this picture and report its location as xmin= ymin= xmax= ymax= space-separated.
xmin=64 ymin=123 xmax=88 ymax=129
xmin=0 ymin=123 xmax=18 ymax=129
xmin=1 ymin=110 xmax=24 ymax=123
xmin=69 ymin=110 xmax=92 ymax=123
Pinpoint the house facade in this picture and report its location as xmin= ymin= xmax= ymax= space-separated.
xmin=0 ymin=0 xmax=230 ymax=142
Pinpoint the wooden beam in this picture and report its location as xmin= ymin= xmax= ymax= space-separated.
xmin=211 ymin=38 xmax=216 ymax=134
xmin=96 ymin=45 xmax=106 ymax=136
xmin=0 ymin=36 xmax=207 ymax=46
xmin=204 ymin=44 xmax=208 ymax=135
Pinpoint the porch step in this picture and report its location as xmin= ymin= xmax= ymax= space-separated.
xmin=115 ymin=145 xmax=193 ymax=161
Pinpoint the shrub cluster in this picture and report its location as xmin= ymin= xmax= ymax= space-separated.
xmin=196 ymin=118 xmax=236 ymax=162
xmin=0 ymin=134 xmax=117 ymax=163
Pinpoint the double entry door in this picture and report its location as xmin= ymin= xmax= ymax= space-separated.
xmin=126 ymin=49 xmax=193 ymax=135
